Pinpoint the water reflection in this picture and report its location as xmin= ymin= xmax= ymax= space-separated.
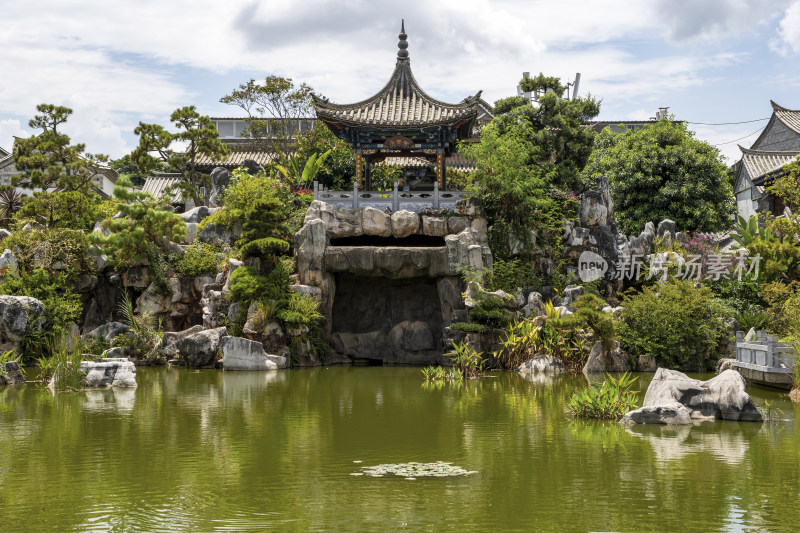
xmin=81 ymin=387 xmax=136 ymax=412
xmin=626 ymin=422 xmax=762 ymax=465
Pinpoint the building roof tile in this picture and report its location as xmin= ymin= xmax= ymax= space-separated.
xmin=738 ymin=145 xmax=799 ymax=183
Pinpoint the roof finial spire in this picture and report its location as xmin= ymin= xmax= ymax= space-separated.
xmin=397 ymin=19 xmax=409 ymax=61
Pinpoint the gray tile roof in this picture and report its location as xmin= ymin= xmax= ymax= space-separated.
xmin=191 ymin=150 xmax=288 ymax=170
xmin=141 ymin=173 xmax=183 ymax=203
xmin=738 ymin=145 xmax=799 ymax=182
xmin=771 ymin=100 xmax=800 ymax=135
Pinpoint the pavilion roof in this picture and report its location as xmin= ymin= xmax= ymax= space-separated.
xmin=313 ymin=22 xmax=481 ymax=128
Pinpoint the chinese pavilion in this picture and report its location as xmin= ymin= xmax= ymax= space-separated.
xmin=313 ymin=21 xmax=483 ymax=191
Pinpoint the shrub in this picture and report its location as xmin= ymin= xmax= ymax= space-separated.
xmin=496 ymin=315 xmax=590 ymax=371
xmin=558 ymin=293 xmax=617 ymax=351
xmin=114 ymin=290 xmax=164 ymax=364
xmin=174 ymin=242 xmax=224 ymax=277
xmin=485 ymin=258 xmax=539 ymax=293
xmin=568 ymin=373 xmax=639 ymax=419
xmin=449 ymin=322 xmax=491 ymax=334
xmin=0 ymin=268 xmax=82 ymax=359
xmin=0 ymin=227 xmax=94 ymax=277
xmin=619 ymin=279 xmax=728 ymax=370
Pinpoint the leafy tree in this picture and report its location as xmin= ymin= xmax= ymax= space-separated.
xmin=294 ymin=122 xmax=357 ymax=189
xmin=491 ymin=73 xmax=601 ymax=192
xmin=768 ymin=156 xmax=800 ymax=211
xmin=110 ymin=153 xmax=175 ymax=187
xmin=220 ymin=76 xmax=314 ymax=164
xmin=12 ymin=104 xmax=109 ymax=193
xmin=583 ymin=120 xmax=735 ymax=235
xmin=201 ymin=168 xmax=291 ymax=261
xmin=131 ymin=106 xmax=229 ymax=207
xmin=14 ymin=191 xmax=110 ymax=230
xmin=89 ymin=177 xmax=186 ymax=270
xmin=619 ymin=278 xmax=728 ymax=371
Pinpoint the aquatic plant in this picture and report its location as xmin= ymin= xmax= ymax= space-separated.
xmin=568 ymin=373 xmax=639 ymax=420
xmin=352 ymin=461 xmax=478 ymax=479
xmin=445 ymin=340 xmax=485 ymax=379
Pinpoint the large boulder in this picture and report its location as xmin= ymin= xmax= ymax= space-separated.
xmin=1 ymin=361 xmax=25 ymax=385
xmin=86 ymin=322 xmax=131 ymax=343
xmin=220 ymin=336 xmax=281 ymax=371
xmin=177 ymin=326 xmax=228 ymax=368
xmin=620 ymin=368 xmax=762 ymax=425
xmin=80 ymin=358 xmax=137 ymax=388
xmin=161 ymin=325 xmax=204 ymax=360
xmin=0 ymin=296 xmax=44 ymax=352
xmin=361 ymin=206 xmax=392 ymax=237
xmin=583 ymin=340 xmax=632 ymax=373
xmin=181 ymin=206 xmax=214 ymax=224
xmin=518 ymin=354 xmax=567 ymax=374
xmin=391 ymin=210 xmax=419 ymax=238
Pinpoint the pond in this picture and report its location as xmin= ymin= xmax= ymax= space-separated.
xmin=0 ymin=367 xmax=798 ymax=532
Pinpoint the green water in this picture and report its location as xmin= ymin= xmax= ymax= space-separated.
xmin=0 ymin=367 xmax=798 ymax=532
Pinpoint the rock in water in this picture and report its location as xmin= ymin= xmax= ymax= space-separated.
xmin=1 ymin=361 xmax=25 ymax=385
xmin=80 ymin=359 xmax=137 ymax=388
xmin=583 ymin=340 xmax=631 ymax=373
xmin=220 ymin=336 xmax=279 ymax=371
xmin=518 ymin=354 xmax=567 ymax=374
xmin=620 ymin=368 xmax=762 ymax=425
xmin=178 ymin=327 xmax=228 ymax=368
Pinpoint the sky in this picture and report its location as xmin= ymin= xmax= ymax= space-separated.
xmin=1 ymin=0 xmax=800 ymax=164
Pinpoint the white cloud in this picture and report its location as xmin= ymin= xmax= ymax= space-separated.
xmin=773 ymin=1 xmax=800 ymax=55
xmin=0 ymin=119 xmax=27 ymax=153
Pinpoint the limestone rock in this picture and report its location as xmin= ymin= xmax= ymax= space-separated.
xmin=391 ymin=211 xmax=420 ymax=238
xmin=122 ymin=266 xmax=149 ymax=288
xmin=178 ymin=326 xmax=228 ymax=368
xmin=637 ymin=354 xmax=658 ymax=372
xmin=422 ymin=216 xmax=446 ymax=236
xmin=0 ymin=296 xmax=44 ymax=351
xmin=181 ymin=206 xmax=214 ymax=224
xmin=290 ymin=284 xmax=322 ymax=302
xmin=447 ymin=216 xmax=468 ymax=234
xmin=80 ymin=358 xmax=137 ymax=388
xmin=362 ymin=206 xmax=392 ymax=237
xmin=86 ymin=322 xmax=131 ymax=343
xmin=560 ymin=285 xmax=584 ymax=308
xmin=221 ymin=336 xmax=279 ymax=371
xmin=0 ymin=228 xmax=11 ymax=240
xmin=0 ymin=249 xmax=19 ymax=280
xmin=620 ymin=403 xmax=694 ymax=426
xmin=579 ymin=177 xmax=612 ymax=226
xmin=2 ymin=361 xmax=25 ymax=385
xmin=583 ymin=340 xmax=631 ymax=373
xmin=716 ymin=358 xmax=736 ymax=373
xmin=518 ymin=354 xmax=567 ymax=374
xmin=161 ymin=325 xmax=204 ymax=360
xmin=621 ymin=368 xmax=762 ymax=425
xmin=657 ymin=219 xmax=676 ymax=239
xmin=522 ymin=292 xmax=545 ymax=317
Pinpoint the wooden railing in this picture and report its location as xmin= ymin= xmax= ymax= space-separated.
xmin=312 ymin=181 xmax=470 ymax=212
xmin=734 ymin=330 xmax=795 ymax=373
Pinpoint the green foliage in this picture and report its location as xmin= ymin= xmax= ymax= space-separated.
xmin=445 ymin=340 xmax=485 ymax=379
xmin=568 ymin=373 xmax=639 ymax=420
xmin=469 ymin=305 xmax=511 ymax=329
xmin=48 ymin=335 xmax=85 ymax=392
xmin=132 ymin=106 xmax=229 ymax=206
xmin=619 ymin=279 xmax=728 ymax=370
xmin=14 ymin=191 xmax=113 ymax=230
xmin=583 ymin=120 xmax=735 ymax=235
xmin=115 ymin=290 xmax=164 ymax=364
xmin=565 ymin=294 xmax=617 ymax=351
xmin=0 ymin=349 xmax=20 ymax=366
xmin=484 ymin=258 xmax=539 ymax=293
xmin=174 ymin=242 xmax=224 ymax=277
xmin=110 ymin=153 xmax=174 ymax=187
xmin=1 ymin=227 xmax=93 ymax=276
xmin=295 ymin=122 xmax=357 ymax=190
xmin=733 ymin=310 xmax=771 ymax=332
xmin=449 ymin=322 xmax=491 ymax=334
xmin=493 ymin=96 xmax=528 ymax=115
xmin=202 ymin=168 xmax=292 ymax=261
xmin=0 ymin=268 xmax=82 ymax=359
xmin=12 ymin=104 xmax=109 ymax=193
xmin=228 ymin=263 xmax=293 ymax=335
xmin=276 ymin=150 xmax=331 ymax=188
xmin=731 ymin=215 xmax=775 ymax=249
xmin=89 ymin=177 xmax=186 ymax=270
xmin=768 ymin=156 xmax=800 ymax=211
xmin=496 ymin=314 xmax=590 ymax=371
xmin=707 ymin=277 xmax=766 ymax=316
xmin=421 ymin=365 xmax=462 ymax=383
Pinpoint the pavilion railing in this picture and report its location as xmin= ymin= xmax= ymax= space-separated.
xmin=734 ymin=330 xmax=795 ymax=374
xmin=312 ymin=181 xmax=470 ymax=212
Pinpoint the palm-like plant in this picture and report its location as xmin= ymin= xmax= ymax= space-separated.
xmin=276 ymin=150 xmax=331 ymax=187
xmin=0 ymin=188 xmax=23 ymax=225
xmin=731 ymin=215 xmax=774 ymax=249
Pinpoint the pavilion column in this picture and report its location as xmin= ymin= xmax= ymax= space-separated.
xmin=355 ymin=152 xmax=363 ymax=189
xmin=436 ymin=150 xmax=445 ymax=190
xmin=365 ymin=157 xmax=372 ymax=191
